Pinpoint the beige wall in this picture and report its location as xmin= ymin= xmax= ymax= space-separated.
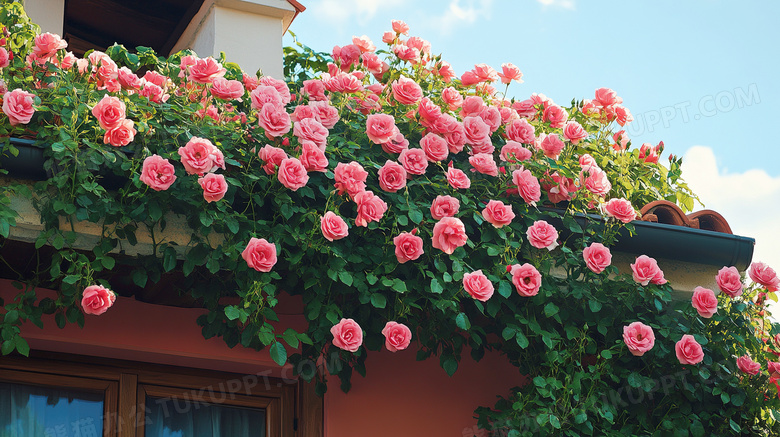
xmin=23 ymin=0 xmax=64 ymax=35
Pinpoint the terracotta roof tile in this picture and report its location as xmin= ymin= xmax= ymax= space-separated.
xmin=639 ymin=200 xmax=733 ymax=234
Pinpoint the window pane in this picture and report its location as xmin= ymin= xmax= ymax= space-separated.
xmin=0 ymin=381 xmax=104 ymax=437
xmin=144 ymin=396 xmax=266 ymax=437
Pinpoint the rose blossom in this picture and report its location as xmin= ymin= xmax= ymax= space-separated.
xmin=737 ymin=355 xmax=761 ymax=375
xmin=33 ymin=32 xmax=68 ymax=60
xmin=420 ymin=133 xmax=449 ymax=162
xmin=320 ymin=211 xmax=349 ymax=241
xmin=505 ymin=118 xmax=536 ymax=144
xmin=302 ymin=79 xmax=327 ymax=101
xmin=378 ymin=160 xmax=407 ymax=193
xmin=299 ymin=141 xmax=328 ymax=172
xmin=604 ymin=198 xmax=636 ymax=223
xmin=277 ymin=157 xmax=309 ymax=191
xmin=210 ymin=77 xmax=245 ymax=100
xmin=461 ymin=96 xmax=486 ymax=118
xmin=691 ymin=286 xmax=718 ymax=318
xmin=431 ymin=217 xmax=468 ymax=255
xmin=366 ymin=113 xmax=397 ymax=144
xmin=117 ymin=67 xmax=142 ymax=90
xmin=748 ymin=262 xmax=780 ymax=292
xmin=582 ymin=242 xmax=612 ymax=274
xmin=497 ymin=63 xmax=523 ymax=84
xmin=594 ymin=87 xmax=621 ymax=107
xmin=539 ymin=133 xmax=565 ymax=159
xmin=441 ymin=86 xmax=463 ymax=110
xmin=509 ymin=263 xmax=542 ymax=297
xmin=622 ymin=322 xmax=655 ymax=356
xmin=140 ymin=155 xmax=177 ymax=191
xmin=715 ymin=266 xmax=743 ymax=297
xmin=382 ymin=129 xmax=409 ymax=154
xmin=563 ymin=121 xmax=588 ymax=144
xmin=393 ymin=231 xmax=424 ymax=263
xmin=250 ymin=85 xmax=283 ymax=110
xmin=382 ymin=321 xmax=412 ymax=352
xmin=354 ymin=191 xmax=388 ymax=227
xmin=81 ymin=285 xmax=116 ymax=316
xmin=526 ymin=220 xmax=559 ymax=250
xmin=392 ymin=19 xmax=410 ymax=34
xmin=463 ymin=270 xmax=494 ymax=302
xmin=768 ymin=361 xmax=780 ymax=379
xmin=583 ymin=167 xmax=612 ymax=197
xmin=462 ymin=116 xmax=490 ymax=147
xmin=446 ymin=164 xmax=471 ymax=189
xmin=309 ymin=101 xmax=340 ymax=129
xmin=258 ymin=145 xmax=288 ymax=175
xmin=241 ymin=238 xmax=277 ymax=272
xmin=399 ymin=148 xmax=429 ymax=175
xmin=430 ymin=195 xmax=460 ymax=220
xmin=482 ymin=200 xmax=515 ymax=228
xmin=391 ymin=76 xmax=422 ymax=105
xmin=334 ymin=161 xmax=368 ymax=198
xmin=293 ymin=118 xmax=328 ymax=150
xmin=468 ymin=153 xmax=498 ymax=176
xmin=198 ymin=173 xmax=228 ymax=203
xmin=631 ymin=255 xmax=664 ymax=286
xmin=188 ymin=57 xmax=226 ymax=84
xmin=543 ymin=104 xmax=568 ymax=128
xmin=178 ymin=137 xmax=221 ymax=175
xmin=500 ymin=141 xmax=532 ymax=163
xmin=258 ymin=103 xmax=291 ymax=138
xmin=2 ymin=89 xmax=36 ymax=126
xmin=512 ymin=169 xmax=541 ymax=205
xmin=331 ymin=318 xmax=363 ymax=352
xmin=103 ymin=119 xmax=136 ymax=147
xmin=675 ymin=335 xmax=704 ymax=365
xmin=91 ymin=95 xmax=126 ymax=130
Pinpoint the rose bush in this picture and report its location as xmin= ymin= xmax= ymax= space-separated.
xmin=0 ymin=3 xmax=778 ymax=434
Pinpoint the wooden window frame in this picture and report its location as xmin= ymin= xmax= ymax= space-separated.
xmin=0 ymin=352 xmax=322 ymax=437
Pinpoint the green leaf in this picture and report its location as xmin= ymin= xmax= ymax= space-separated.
xmin=370 ymin=293 xmax=386 ymax=309
xmin=455 ymin=313 xmax=470 ymax=330
xmin=516 ymin=331 xmax=529 ymax=349
xmin=338 ymin=271 xmax=353 ymax=286
xmin=409 ymin=209 xmax=423 ymax=224
xmin=690 ymin=420 xmax=705 ymax=437
xmin=720 ymin=392 xmax=730 ymax=404
xmin=441 ymin=356 xmax=458 ymax=376
xmin=392 ymin=279 xmax=407 ymax=293
xmin=101 ymin=256 xmax=115 ymax=270
xmin=544 ymin=302 xmax=559 ymax=318
xmin=498 ymin=281 xmax=512 ymax=298
xmin=282 ymin=329 xmax=299 ymax=349
xmin=731 ymin=392 xmax=745 ymax=407
xmin=502 ymin=326 xmax=516 ymax=341
xmin=627 ymin=372 xmax=642 ymax=388
xmin=269 ymin=341 xmax=287 ymax=366
xmin=132 ymin=269 xmax=147 ymax=288
xmin=589 ymin=299 xmax=602 ymax=313
xmin=729 ymin=419 xmax=740 ymax=432
xmin=163 ymin=247 xmax=177 ymax=272
xmin=430 ymin=278 xmax=443 ymax=294
xmin=224 ymin=306 xmax=240 ymax=321
xmin=600 ymin=350 xmax=612 ymax=359
xmin=550 ymin=415 xmax=561 ymax=429
xmin=4 ymin=310 xmax=18 ymax=325
xmin=14 ymin=336 xmax=29 ymax=357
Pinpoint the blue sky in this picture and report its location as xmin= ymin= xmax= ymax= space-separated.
xmin=285 ymin=0 xmax=780 ymax=283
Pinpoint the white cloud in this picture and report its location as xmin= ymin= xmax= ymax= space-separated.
xmin=681 ymin=146 xmax=780 ymax=315
xmin=308 ymin=0 xmax=407 ymax=27
xmin=536 ymin=0 xmax=576 ymax=10
xmin=428 ymin=0 xmax=494 ymax=35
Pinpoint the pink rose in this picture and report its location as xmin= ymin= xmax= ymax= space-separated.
xmin=542 ymin=104 xmax=568 ymax=128
xmin=81 ymin=285 xmax=116 ymax=316
xmin=33 ymin=32 xmax=68 ymax=60
xmin=354 ymin=190 xmax=388 ymax=227
xmin=103 ymin=119 xmax=136 ymax=147
xmin=604 ymin=198 xmax=636 ymax=223
xmin=366 ymin=113 xmax=397 ymax=144
xmin=392 ymin=19 xmax=410 ymax=34
xmin=748 ymin=262 xmax=780 ymax=292
xmin=563 ymin=121 xmax=588 ymax=144
xmin=526 ymin=220 xmax=559 ymax=250
xmin=258 ymin=76 xmax=291 ymax=105
xmin=382 ymin=322 xmax=412 ymax=352
xmin=2 ymin=89 xmax=36 ymax=126
xmin=324 ymin=73 xmax=364 ymax=93
xmin=418 ymin=98 xmax=442 ymax=127
xmin=512 ymin=169 xmax=541 ymax=205
xmin=482 ymin=200 xmax=515 ymax=228
xmin=242 ymin=238 xmax=277 ymax=272
xmin=391 ymin=76 xmax=422 ymax=105
xmin=258 ymin=103 xmax=291 ymax=138
xmin=583 ymin=167 xmax=612 ymax=197
xmin=331 ymin=318 xmax=363 ymax=352
xmin=299 ymin=141 xmax=328 ymax=172
xmin=539 ymin=133 xmax=565 ymax=159
xmin=512 ymin=99 xmax=537 ymax=119
xmin=715 ymin=266 xmax=743 ymax=297
xmin=622 ymin=322 xmax=655 ymax=356
xmin=250 ymin=85 xmax=283 ymax=110
xmin=768 ymin=361 xmax=780 ymax=379
xmin=582 ymin=242 xmax=612 ymax=274
xmin=594 ymin=87 xmax=621 ymax=107
xmin=614 ymin=105 xmax=633 ymax=126
xmin=178 ymin=137 xmax=221 ymax=175
xmin=140 ymin=155 xmax=177 ymax=191
xmin=431 ymin=217 xmax=468 ymax=255
xmin=399 ymin=148 xmax=429 ymax=175
xmin=509 ymin=263 xmax=542 ymax=297
xmin=293 ymin=118 xmax=328 ymax=150
xmin=460 ymin=96 xmax=486 ymax=118
xmin=309 ymin=101 xmax=340 ymax=129
xmin=430 ymin=195 xmax=460 ymax=220
xmin=691 ymin=286 xmax=718 ymax=318
xmin=198 ymin=173 xmax=228 ymax=203
xmin=500 ymin=141 xmax=532 ymax=163
xmin=188 ymin=57 xmax=226 ymax=84
xmin=463 ymin=270 xmax=494 ymax=302
xmin=302 ymin=79 xmax=327 ymax=101
xmin=320 ymin=211 xmax=349 ymax=241
xmin=258 ymin=145 xmax=288 ymax=175
xmin=675 ymin=335 xmax=704 ymax=365
xmin=210 ymin=77 xmax=245 ymax=100
xmin=277 ymin=157 xmax=309 ymax=191
xmin=378 ymin=160 xmax=407 ymax=193
xmin=446 ymin=163 xmax=471 ymax=189
xmin=334 ymin=161 xmax=368 ymax=198
xmin=497 ymin=63 xmax=523 ymax=84
xmin=441 ymin=86 xmax=463 ymax=111
xmin=117 ymin=67 xmax=142 ymax=90
xmin=468 ymin=153 xmax=498 ymax=176
xmin=462 ymin=116 xmax=490 ymax=147
xmin=736 ymin=355 xmax=761 ymax=375
xmin=382 ymin=129 xmax=409 ymax=154
xmin=631 ymin=255 xmax=663 ymax=286
xmin=143 ymin=71 xmax=168 ymax=88
xmin=393 ymin=231 xmax=424 ymax=263
xmin=91 ymin=95 xmax=126 ymax=130
xmin=139 ymin=82 xmax=168 ymax=104
xmin=420 ymin=133 xmax=449 ymax=162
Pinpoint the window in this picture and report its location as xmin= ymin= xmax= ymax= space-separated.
xmin=0 ymin=354 xmax=320 ymax=437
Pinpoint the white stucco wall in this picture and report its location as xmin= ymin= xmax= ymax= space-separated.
xmin=23 ymin=0 xmax=64 ymax=35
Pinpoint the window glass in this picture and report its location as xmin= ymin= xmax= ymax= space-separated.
xmin=144 ymin=396 xmax=266 ymax=437
xmin=0 ymin=381 xmax=104 ymax=437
